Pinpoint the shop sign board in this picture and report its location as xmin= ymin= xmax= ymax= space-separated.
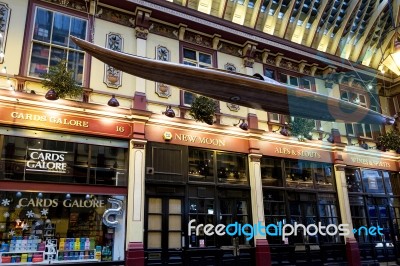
xmin=0 ymin=105 xmax=132 ymax=138
xmin=146 ymin=124 xmax=249 ymax=153
xmin=259 ymin=142 xmax=332 ymax=163
xmin=342 ymin=153 xmax=396 ymax=171
xmin=25 ymin=148 xmax=68 ymax=173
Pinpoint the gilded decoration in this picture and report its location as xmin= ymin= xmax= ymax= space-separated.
xmin=149 ymin=21 xmax=178 ymax=39
xmin=303 ymin=67 xmax=312 ymax=76
xmin=254 ymin=51 xmax=263 ymax=63
xmin=96 ymin=6 xmax=134 ymax=28
xmin=243 ymin=57 xmax=254 ymax=68
xmin=155 ymin=46 xmax=171 ymax=98
xmin=184 ymin=31 xmax=212 ymax=48
xmin=0 ymin=2 xmax=10 ymax=64
xmin=280 ymin=60 xmax=299 ymax=72
xmin=104 ymin=33 xmax=123 ymax=88
xmin=45 ymin=0 xmax=88 ymax=11
xmin=218 ymin=42 xmax=242 ymax=57
xmin=135 ymin=26 xmax=149 ymax=40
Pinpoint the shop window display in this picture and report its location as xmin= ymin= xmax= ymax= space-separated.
xmin=0 ymin=192 xmax=125 ymax=264
xmin=0 ymin=136 xmax=128 ymax=186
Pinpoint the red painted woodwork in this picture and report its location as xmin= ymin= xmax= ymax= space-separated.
xmin=255 ymin=239 xmax=271 ymax=266
xmin=125 ymin=242 xmax=144 ymax=266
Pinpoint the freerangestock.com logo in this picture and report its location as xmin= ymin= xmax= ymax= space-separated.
xmin=188 ymin=220 xmax=384 ymax=241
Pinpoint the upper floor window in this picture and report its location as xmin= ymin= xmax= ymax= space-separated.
xmin=264 ymin=68 xmax=276 ymax=80
xmin=182 ymin=48 xmax=213 ymax=106
xmin=340 ymin=91 xmax=367 ymax=107
xmin=279 ymin=72 xmax=314 ymax=91
xmin=340 ymin=89 xmax=374 ymax=138
xmin=279 ymin=73 xmax=299 ymax=87
xmin=29 ymin=7 xmax=87 ymax=85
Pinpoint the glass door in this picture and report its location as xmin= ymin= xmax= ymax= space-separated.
xmin=218 ymin=189 xmax=253 ymax=266
xmin=146 ymin=197 xmax=183 ymax=266
xmin=366 ymin=197 xmax=396 ymax=261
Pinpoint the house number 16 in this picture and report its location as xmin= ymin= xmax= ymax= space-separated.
xmin=116 ymin=126 xmax=125 ymax=132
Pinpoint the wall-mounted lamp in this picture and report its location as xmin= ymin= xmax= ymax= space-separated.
xmin=305 ymin=132 xmax=313 ymax=140
xmin=107 ymin=94 xmax=119 ymax=107
xmin=162 ymin=105 xmax=175 ymax=118
xmin=280 ymin=126 xmax=289 ymax=136
xmin=272 ymin=126 xmax=289 ymax=136
xmin=234 ymin=119 xmax=248 ymax=131
xmin=360 ymin=141 xmax=369 ymax=150
xmin=45 ymin=89 xmax=59 ymax=100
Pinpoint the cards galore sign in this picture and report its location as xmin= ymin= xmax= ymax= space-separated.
xmin=25 ymin=149 xmax=68 ymax=173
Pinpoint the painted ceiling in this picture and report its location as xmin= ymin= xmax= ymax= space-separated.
xmin=166 ymin=0 xmax=399 ymax=76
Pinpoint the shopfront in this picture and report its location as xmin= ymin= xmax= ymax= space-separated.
xmin=342 ymin=153 xmax=400 ymax=262
xmin=0 ymin=104 xmax=131 ymax=265
xmin=144 ymin=125 xmax=254 ymax=266
xmin=259 ymin=142 xmax=346 ymax=265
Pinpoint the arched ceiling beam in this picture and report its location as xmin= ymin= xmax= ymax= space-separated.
xmin=371 ymin=30 xmax=395 ymax=68
xmin=278 ymin=0 xmax=297 ymax=38
xmin=370 ymin=0 xmax=400 ymax=68
xmin=305 ymin=0 xmax=329 ymax=46
xmin=218 ymin=0 xmax=228 ymax=18
xmin=249 ymin=0 xmax=263 ymax=28
xmin=316 ymin=1 xmax=346 ymax=52
xmin=328 ymin=0 xmax=362 ymax=54
xmin=311 ymin=2 xmax=335 ymax=50
xmin=232 ymin=0 xmax=249 ymax=25
xmin=262 ymin=0 xmax=282 ymax=35
xmin=290 ymin=0 xmax=316 ymax=44
xmin=339 ymin=0 xmax=370 ymax=59
xmin=350 ymin=0 xmax=384 ymax=62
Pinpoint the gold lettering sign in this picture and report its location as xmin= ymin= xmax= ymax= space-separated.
xmin=174 ymin=133 xmax=225 ymax=147
xmin=350 ymin=157 xmax=391 ymax=168
xmin=11 ymin=112 xmax=89 ymax=128
xmin=274 ymin=147 xmax=321 ymax=159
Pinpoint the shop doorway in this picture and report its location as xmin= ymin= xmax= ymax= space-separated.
xmin=145 ymin=196 xmax=184 ymax=266
xmin=218 ymin=190 xmax=253 ymax=266
xmin=366 ymin=197 xmax=396 ymax=261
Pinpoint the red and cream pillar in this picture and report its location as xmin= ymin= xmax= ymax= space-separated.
xmin=249 ymin=153 xmax=271 ymax=266
xmin=125 ymin=138 xmax=147 ymax=266
xmin=334 ymin=163 xmax=360 ymax=266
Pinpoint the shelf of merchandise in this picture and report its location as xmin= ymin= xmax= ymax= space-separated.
xmin=0 ymin=250 xmax=44 ymax=265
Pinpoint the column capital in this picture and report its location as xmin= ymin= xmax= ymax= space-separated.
xmin=249 ymin=153 xmax=262 ymax=162
xmin=334 ymin=164 xmax=346 ymax=171
xmin=131 ymin=139 xmax=147 ymax=149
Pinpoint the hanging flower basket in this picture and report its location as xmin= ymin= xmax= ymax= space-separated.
xmin=289 ymin=117 xmax=315 ymax=141
xmin=189 ymin=96 xmax=217 ymax=125
xmin=377 ymin=130 xmax=400 ymax=152
xmin=41 ymin=59 xmax=82 ymax=99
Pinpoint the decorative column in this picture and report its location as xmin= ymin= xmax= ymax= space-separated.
xmin=125 ymin=138 xmax=147 ymax=266
xmin=248 ymin=153 xmax=271 ymax=266
xmin=133 ymin=8 xmax=151 ymax=110
xmin=333 ymin=161 xmax=360 ymax=266
xmin=242 ymin=42 xmax=258 ymax=129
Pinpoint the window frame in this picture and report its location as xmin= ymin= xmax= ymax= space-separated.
xmin=179 ymin=43 xmax=217 ymax=107
xmin=340 ymin=86 xmax=375 ymax=139
xmin=20 ymin=1 xmax=91 ymax=88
